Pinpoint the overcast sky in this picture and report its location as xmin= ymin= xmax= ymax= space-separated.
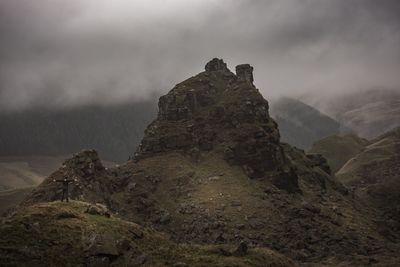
xmin=1 ymin=0 xmax=399 ymax=111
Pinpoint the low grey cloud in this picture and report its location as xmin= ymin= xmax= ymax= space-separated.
xmin=0 ymin=0 xmax=399 ymax=110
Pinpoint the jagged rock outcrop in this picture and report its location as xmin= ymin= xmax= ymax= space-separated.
xmin=205 ymin=58 xmax=229 ymax=72
xmin=136 ymin=58 xmax=289 ymax=183
xmin=22 ymin=150 xmax=114 ymax=206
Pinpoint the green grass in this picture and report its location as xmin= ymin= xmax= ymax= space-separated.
xmin=309 ymin=134 xmax=369 ymax=172
xmin=335 ymin=132 xmax=398 ymax=185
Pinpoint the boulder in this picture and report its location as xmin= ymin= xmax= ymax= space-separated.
xmin=85 ymin=203 xmax=111 ymax=217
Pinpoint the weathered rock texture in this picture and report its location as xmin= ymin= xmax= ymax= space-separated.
xmin=22 ymin=150 xmax=114 ymax=206
xmin=235 ymin=64 xmax=254 ymax=84
xmin=136 ymin=58 xmax=289 ymax=183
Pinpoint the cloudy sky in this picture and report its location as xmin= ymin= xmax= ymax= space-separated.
xmin=0 ymin=0 xmax=399 ymax=110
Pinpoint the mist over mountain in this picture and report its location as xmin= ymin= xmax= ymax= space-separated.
xmin=302 ymin=88 xmax=400 ymax=139
xmin=270 ymin=97 xmax=341 ymax=149
xmin=0 ymin=101 xmax=157 ymax=162
xmin=1 ymin=0 xmax=400 ymax=111
xmin=2 ymin=92 xmax=396 ymax=165
xmin=0 ymin=96 xmax=340 ymax=162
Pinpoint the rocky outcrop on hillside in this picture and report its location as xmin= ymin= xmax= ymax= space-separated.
xmin=135 ymin=58 xmax=288 ymax=183
xmin=22 ymin=150 xmax=114 ymax=206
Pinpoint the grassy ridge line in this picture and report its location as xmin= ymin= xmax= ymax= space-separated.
xmin=309 ymin=134 xmax=369 ymax=173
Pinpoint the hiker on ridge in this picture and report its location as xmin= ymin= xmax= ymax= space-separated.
xmin=53 ymin=176 xmax=77 ymax=202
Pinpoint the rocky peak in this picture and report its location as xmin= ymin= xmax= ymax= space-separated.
xmin=236 ymin=64 xmax=254 ymax=84
xmin=64 ymin=149 xmax=105 ymax=176
xmin=22 ymin=149 xmax=112 ymax=205
xmin=204 ymin=58 xmax=229 ymax=72
xmin=135 ymin=58 xmax=294 ymax=185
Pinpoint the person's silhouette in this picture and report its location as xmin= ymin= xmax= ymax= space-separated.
xmin=53 ymin=176 xmax=77 ymax=202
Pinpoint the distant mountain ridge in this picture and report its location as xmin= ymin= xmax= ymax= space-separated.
xmin=270 ymin=97 xmax=341 ymax=149
xmin=337 ymin=127 xmax=400 ymax=186
xmin=318 ymin=128 xmax=400 ymax=242
xmin=301 ymin=88 xmax=400 ymax=139
xmin=0 ymin=156 xmax=64 ymax=190
xmin=0 ymin=101 xmax=157 ymax=162
xmin=305 ymin=126 xmax=400 ymax=243
xmin=309 ymin=134 xmax=370 ymax=173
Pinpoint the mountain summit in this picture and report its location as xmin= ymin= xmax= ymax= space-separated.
xmin=136 ymin=58 xmax=289 ymax=182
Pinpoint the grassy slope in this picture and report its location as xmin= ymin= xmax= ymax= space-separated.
xmin=309 ymin=134 xmax=369 ymax=173
xmin=336 ymin=130 xmax=399 ymax=186
xmin=111 ymin=149 xmax=399 ymax=266
xmin=334 ymin=129 xmax=400 ymax=245
xmin=19 ymin=146 xmax=400 ymax=265
xmin=0 ymin=201 xmax=294 ymax=267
